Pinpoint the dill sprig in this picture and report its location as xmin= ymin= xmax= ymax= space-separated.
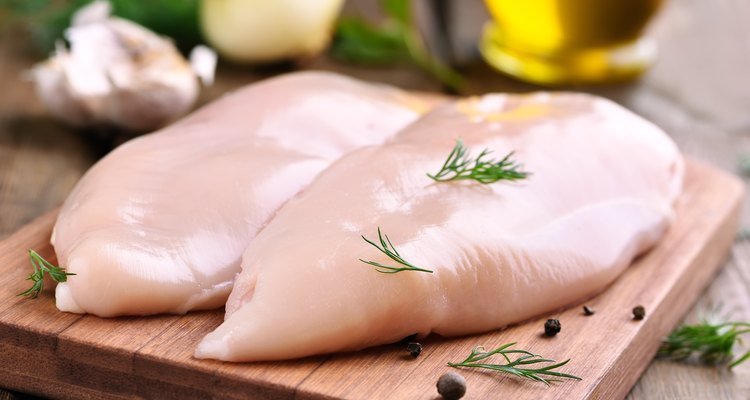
xmin=658 ymin=321 xmax=750 ymax=368
xmin=448 ymin=342 xmax=581 ymax=385
xmin=18 ymin=249 xmax=75 ymax=299
xmin=428 ymin=140 xmax=529 ymax=184
xmin=359 ymin=227 xmax=432 ymax=274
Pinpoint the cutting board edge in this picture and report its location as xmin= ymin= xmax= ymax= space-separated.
xmin=587 ymin=160 xmax=745 ymax=400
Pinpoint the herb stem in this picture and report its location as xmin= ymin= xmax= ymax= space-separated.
xmin=659 ymin=320 xmax=750 ymax=369
xmin=359 ymin=227 xmax=432 ymax=274
xmin=332 ymin=0 xmax=464 ymax=91
xmin=402 ymin=28 xmax=464 ymax=91
xmin=428 ymin=140 xmax=529 ymax=184
xmin=448 ymin=342 xmax=581 ymax=385
xmin=18 ymin=249 xmax=75 ymax=299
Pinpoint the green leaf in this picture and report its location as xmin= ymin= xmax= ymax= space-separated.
xmin=109 ymin=0 xmax=201 ymax=53
xmin=1 ymin=0 xmax=200 ymax=55
xmin=1 ymin=0 xmax=52 ymax=15
xmin=730 ymin=349 xmax=750 ymax=369
xmin=332 ymin=18 xmax=410 ymax=64
xmin=331 ymin=0 xmax=465 ymax=91
xmin=382 ymin=0 xmax=410 ymax=25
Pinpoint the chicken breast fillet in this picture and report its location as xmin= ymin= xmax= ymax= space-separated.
xmin=51 ymin=71 xmax=424 ymax=317
xmin=196 ymin=93 xmax=683 ymax=361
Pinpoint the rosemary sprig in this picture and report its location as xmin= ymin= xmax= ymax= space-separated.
xmin=448 ymin=342 xmax=581 ymax=385
xmin=18 ymin=249 xmax=75 ymax=299
xmin=658 ymin=321 xmax=750 ymax=368
xmin=428 ymin=140 xmax=530 ymax=184
xmin=359 ymin=227 xmax=432 ymax=274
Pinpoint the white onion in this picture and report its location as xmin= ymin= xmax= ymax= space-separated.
xmin=200 ymin=0 xmax=344 ymax=64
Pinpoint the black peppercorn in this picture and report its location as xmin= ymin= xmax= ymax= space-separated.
xmin=544 ymin=319 xmax=561 ymax=336
xmin=399 ymin=333 xmax=418 ymax=344
xmin=406 ymin=342 xmax=422 ymax=358
xmin=583 ymin=306 xmax=595 ymax=316
xmin=437 ymin=372 xmax=466 ymax=400
xmin=633 ymin=305 xmax=646 ymax=320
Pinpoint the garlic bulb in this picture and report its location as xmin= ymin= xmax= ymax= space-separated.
xmin=201 ymin=0 xmax=344 ymax=64
xmin=30 ymin=0 xmax=216 ymax=132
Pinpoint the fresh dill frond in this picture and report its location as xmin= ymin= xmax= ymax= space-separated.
xmin=659 ymin=320 xmax=750 ymax=368
xmin=428 ymin=140 xmax=529 ymax=184
xmin=359 ymin=227 xmax=432 ymax=274
xmin=448 ymin=342 xmax=581 ymax=385
xmin=18 ymin=249 xmax=75 ymax=299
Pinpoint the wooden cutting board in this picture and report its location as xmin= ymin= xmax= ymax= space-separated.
xmin=0 ymin=159 xmax=743 ymax=400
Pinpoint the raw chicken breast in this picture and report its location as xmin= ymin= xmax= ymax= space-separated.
xmin=196 ymin=93 xmax=683 ymax=361
xmin=51 ymin=71 xmax=425 ymax=317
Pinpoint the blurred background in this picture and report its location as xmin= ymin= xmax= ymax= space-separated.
xmin=2 ymin=0 xmax=750 ymax=226
xmin=0 ymin=0 xmax=749 ymax=399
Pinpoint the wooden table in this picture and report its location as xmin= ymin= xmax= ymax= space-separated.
xmin=1 ymin=0 xmax=749 ymax=398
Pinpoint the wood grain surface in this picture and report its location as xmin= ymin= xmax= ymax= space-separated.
xmin=0 ymin=160 xmax=742 ymax=400
xmin=2 ymin=0 xmax=750 ymax=399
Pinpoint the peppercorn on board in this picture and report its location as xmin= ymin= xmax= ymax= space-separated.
xmin=0 ymin=159 xmax=741 ymax=400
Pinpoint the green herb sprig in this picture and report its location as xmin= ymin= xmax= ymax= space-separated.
xmin=448 ymin=342 xmax=581 ymax=385
xmin=332 ymin=0 xmax=464 ymax=91
xmin=18 ymin=249 xmax=75 ymax=299
xmin=659 ymin=321 xmax=750 ymax=368
xmin=359 ymin=227 xmax=432 ymax=274
xmin=428 ymin=140 xmax=529 ymax=184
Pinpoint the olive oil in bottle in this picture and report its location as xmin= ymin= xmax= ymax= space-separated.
xmin=481 ymin=0 xmax=664 ymax=85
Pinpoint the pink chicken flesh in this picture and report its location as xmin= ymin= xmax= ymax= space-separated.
xmin=51 ymin=72 xmax=424 ymax=317
xmin=195 ymin=93 xmax=683 ymax=362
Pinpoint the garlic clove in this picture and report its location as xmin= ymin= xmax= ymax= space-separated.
xmin=190 ymin=45 xmax=218 ymax=87
xmin=31 ymin=52 xmax=94 ymax=127
xmin=30 ymin=0 xmax=214 ymax=132
xmin=71 ymin=0 xmax=111 ymax=25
